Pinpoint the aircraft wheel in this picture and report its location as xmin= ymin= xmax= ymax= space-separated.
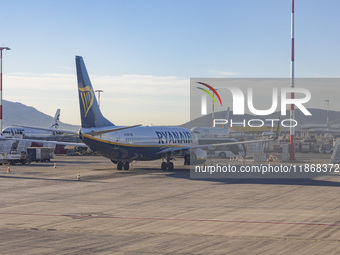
xmin=190 ymin=153 xmax=197 ymax=164
xmin=117 ymin=161 xmax=123 ymax=170
xmin=123 ymin=162 xmax=130 ymax=170
xmin=167 ymin=162 xmax=174 ymax=171
xmin=161 ymin=162 xmax=167 ymax=171
xmin=184 ymin=155 xmax=190 ymax=165
xmin=219 ymin=152 xmax=227 ymax=158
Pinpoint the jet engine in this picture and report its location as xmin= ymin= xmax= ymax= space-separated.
xmin=186 ymin=148 xmax=207 ymax=165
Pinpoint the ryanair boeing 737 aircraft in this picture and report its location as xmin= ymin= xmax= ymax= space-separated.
xmin=74 ymin=56 xmax=275 ymax=170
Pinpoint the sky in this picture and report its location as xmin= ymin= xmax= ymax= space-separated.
xmin=1 ymin=0 xmax=340 ymax=126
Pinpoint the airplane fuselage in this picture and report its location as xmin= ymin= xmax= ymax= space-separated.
xmin=2 ymin=127 xmax=59 ymax=138
xmin=81 ymin=126 xmax=194 ymax=162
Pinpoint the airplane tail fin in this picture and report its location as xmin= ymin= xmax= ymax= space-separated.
xmin=50 ymin=109 xmax=60 ymax=129
xmin=76 ymin=56 xmax=114 ymax=128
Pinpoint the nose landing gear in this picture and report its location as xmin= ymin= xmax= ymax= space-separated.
xmin=161 ymin=153 xmax=174 ymax=171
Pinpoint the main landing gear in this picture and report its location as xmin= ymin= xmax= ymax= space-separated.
xmin=184 ymin=154 xmax=190 ymax=165
xmin=161 ymin=161 xmax=174 ymax=171
xmin=161 ymin=153 xmax=174 ymax=171
xmin=112 ymin=160 xmax=130 ymax=170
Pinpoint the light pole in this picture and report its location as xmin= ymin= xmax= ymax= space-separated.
xmin=95 ymin=90 xmax=104 ymax=108
xmin=289 ymin=0 xmax=295 ymax=160
xmin=0 ymin=47 xmax=10 ymax=135
xmin=325 ymin=100 xmax=329 ymax=129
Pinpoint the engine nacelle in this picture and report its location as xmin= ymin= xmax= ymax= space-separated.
xmin=189 ymin=149 xmax=207 ymax=165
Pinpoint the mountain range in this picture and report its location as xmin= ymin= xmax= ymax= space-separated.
xmin=181 ymin=108 xmax=340 ymax=129
xmin=2 ymin=100 xmax=79 ymax=130
xmin=2 ymin=100 xmax=339 ymax=130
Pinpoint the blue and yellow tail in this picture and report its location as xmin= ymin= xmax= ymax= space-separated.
xmin=76 ymin=56 xmax=114 ymax=128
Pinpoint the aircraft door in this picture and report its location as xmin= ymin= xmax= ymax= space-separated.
xmin=113 ymin=132 xmax=120 ymax=149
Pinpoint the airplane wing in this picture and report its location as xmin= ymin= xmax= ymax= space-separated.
xmin=85 ymin=125 xmax=142 ymax=136
xmin=12 ymin=124 xmax=142 ymax=136
xmin=156 ymin=146 xmax=190 ymax=155
xmin=156 ymin=137 xmax=275 ymax=155
xmin=190 ymin=137 xmax=274 ymax=149
xmin=0 ymin=137 xmax=88 ymax=148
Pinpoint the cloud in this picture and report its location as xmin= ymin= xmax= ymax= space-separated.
xmin=3 ymin=72 xmax=190 ymax=126
xmin=92 ymin=74 xmax=189 ymax=96
xmin=5 ymin=73 xmax=75 ymax=90
xmin=208 ymin=70 xmax=240 ymax=76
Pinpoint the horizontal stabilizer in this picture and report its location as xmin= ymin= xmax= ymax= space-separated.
xmin=85 ymin=124 xmax=142 ymax=136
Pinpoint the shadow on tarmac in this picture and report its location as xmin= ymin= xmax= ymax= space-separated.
xmin=0 ymin=175 xmax=105 ymax=183
xmin=165 ymin=169 xmax=340 ymax=187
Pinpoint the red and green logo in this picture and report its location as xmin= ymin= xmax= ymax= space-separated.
xmin=196 ymin=82 xmax=223 ymax=106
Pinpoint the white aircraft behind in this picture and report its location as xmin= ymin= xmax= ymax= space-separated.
xmin=0 ymin=107 xmax=88 ymax=154
xmin=191 ymin=107 xmax=244 ymax=139
xmin=2 ymin=109 xmax=61 ymax=138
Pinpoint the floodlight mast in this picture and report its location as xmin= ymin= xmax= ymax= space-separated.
xmin=325 ymin=100 xmax=330 ymax=129
xmin=95 ymin=90 xmax=104 ymax=108
xmin=0 ymin=47 xmax=11 ymax=135
xmin=289 ymin=0 xmax=295 ymax=160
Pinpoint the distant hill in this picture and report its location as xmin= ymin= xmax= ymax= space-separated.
xmin=2 ymin=100 xmax=79 ymax=131
xmin=2 ymin=100 xmax=340 ymax=132
xmin=181 ymin=108 xmax=340 ymax=129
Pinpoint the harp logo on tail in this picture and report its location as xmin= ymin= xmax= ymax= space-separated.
xmin=79 ymin=86 xmax=94 ymax=117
